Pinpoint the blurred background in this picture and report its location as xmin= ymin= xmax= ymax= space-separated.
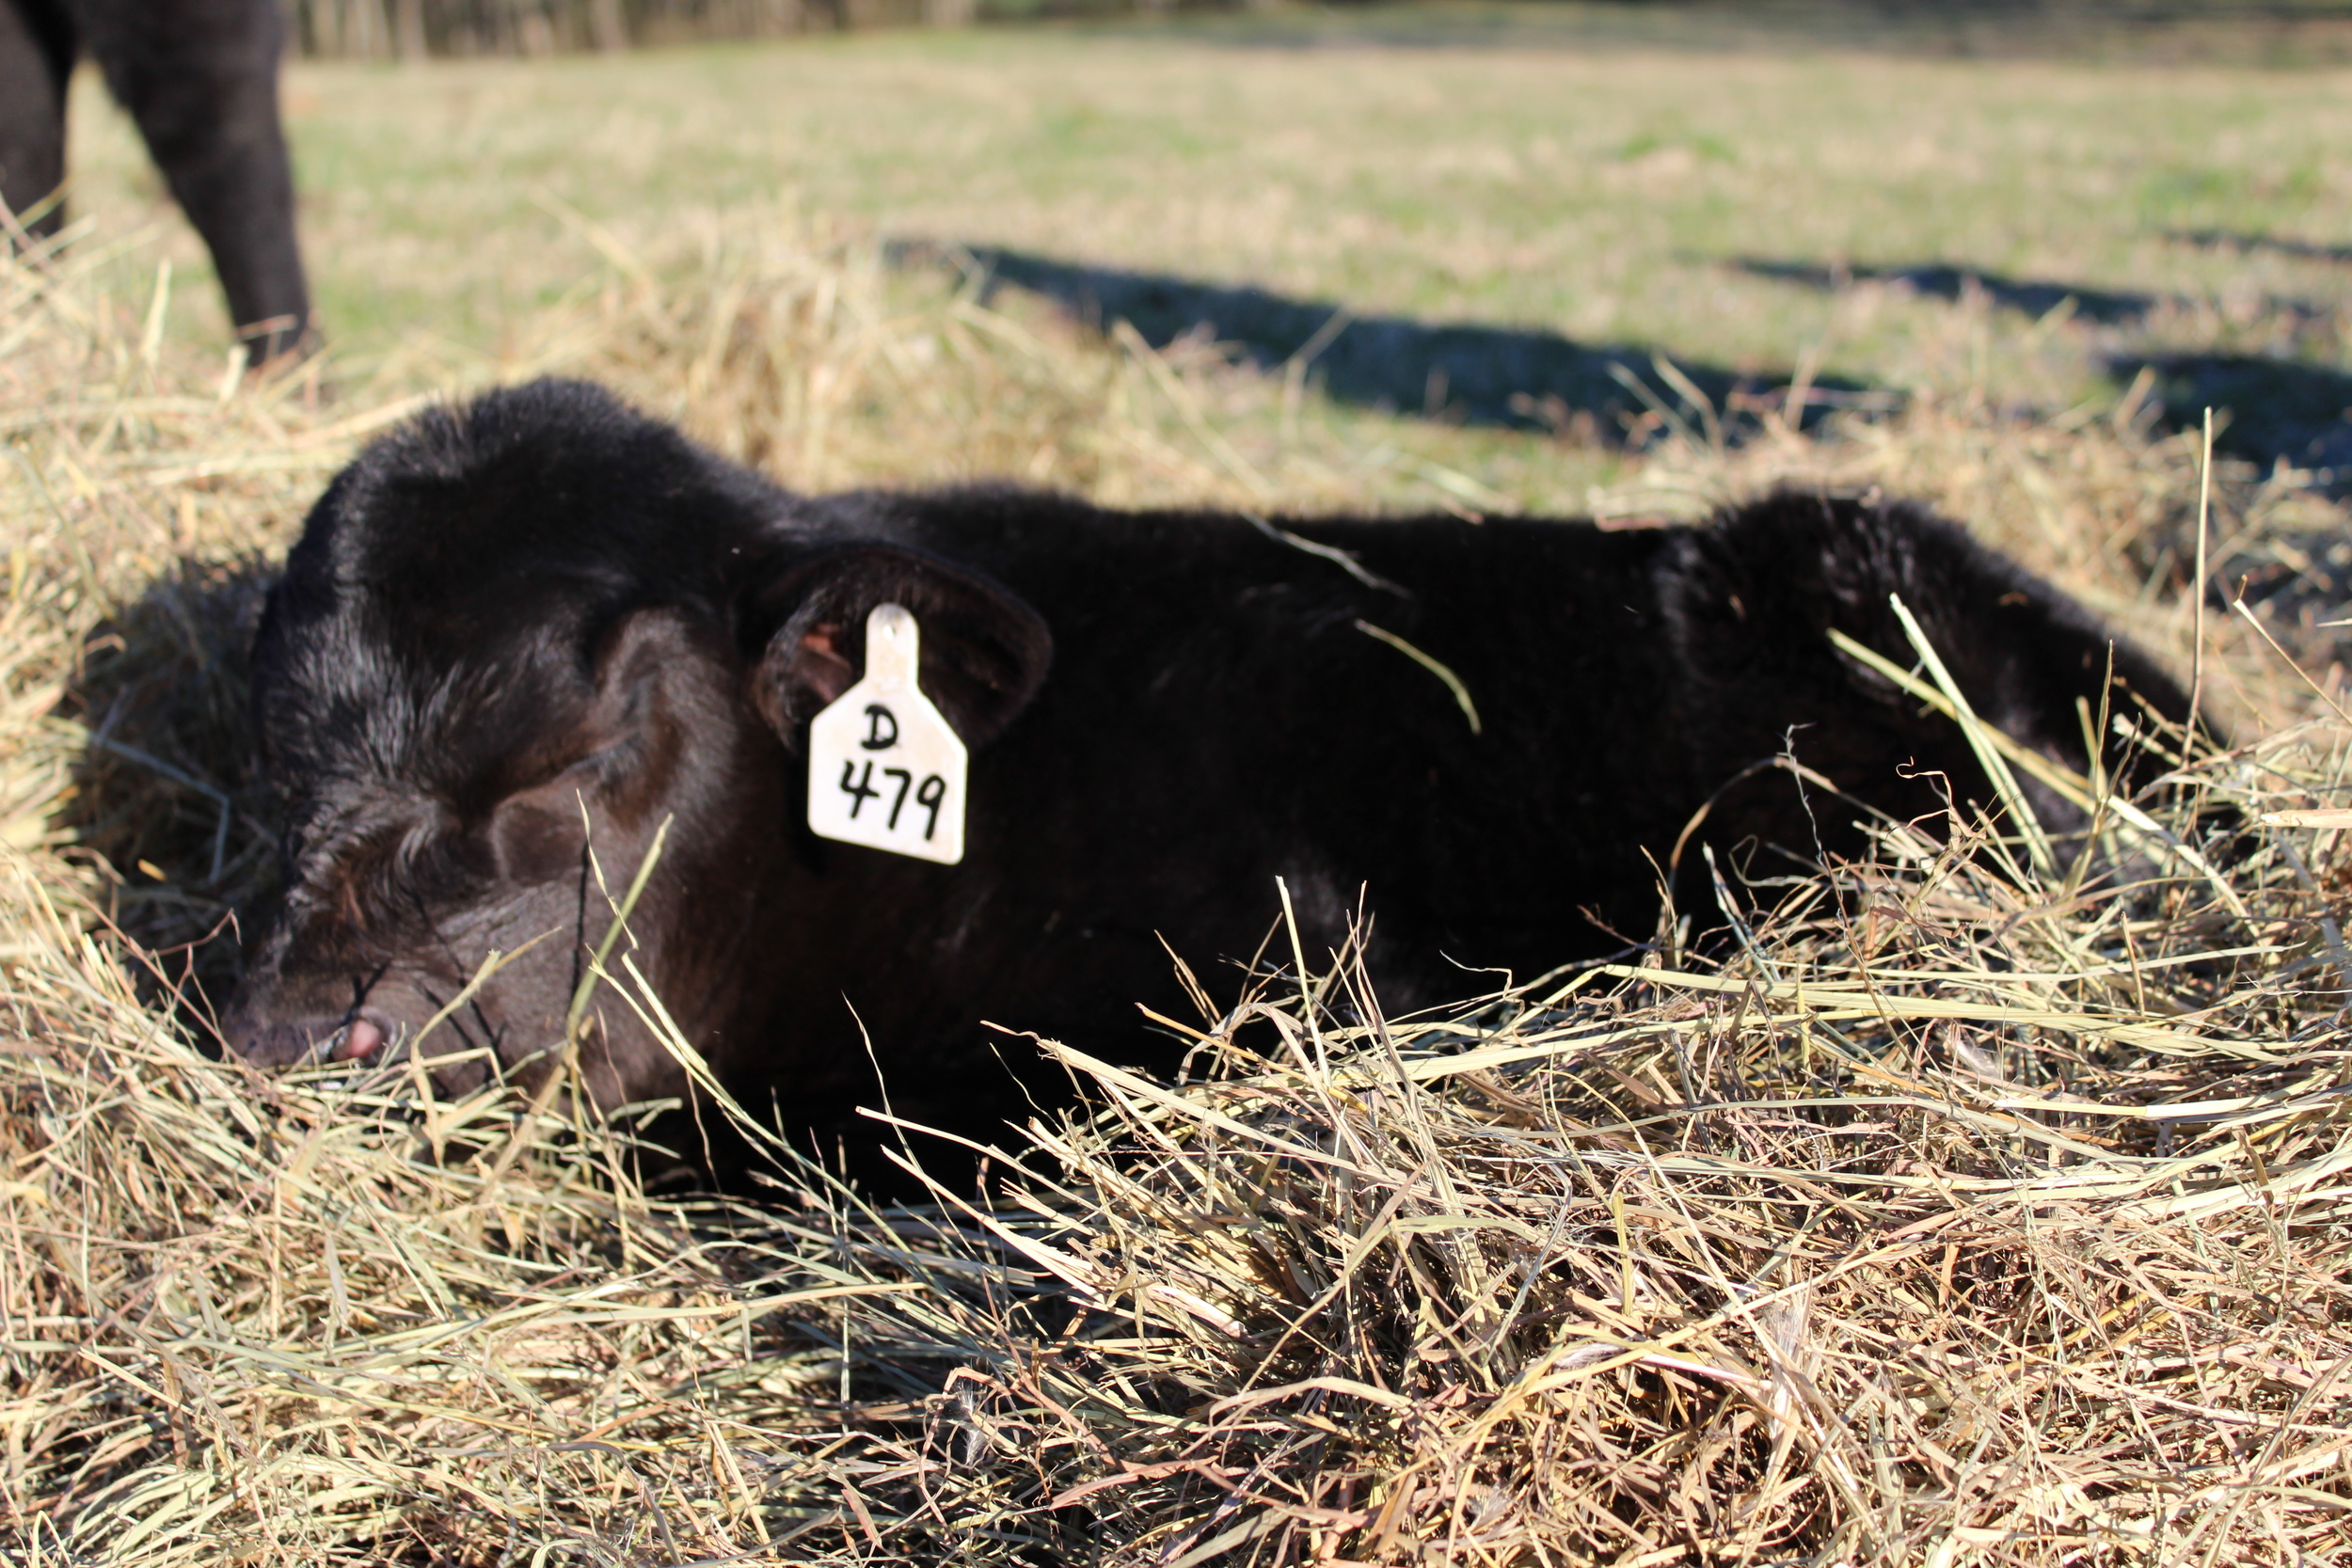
xmin=64 ymin=0 xmax=2352 ymax=512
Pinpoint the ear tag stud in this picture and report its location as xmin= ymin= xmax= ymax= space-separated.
xmin=807 ymin=604 xmax=968 ymax=865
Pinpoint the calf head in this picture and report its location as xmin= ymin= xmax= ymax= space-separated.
xmin=223 ymin=380 xmax=1051 ymax=1109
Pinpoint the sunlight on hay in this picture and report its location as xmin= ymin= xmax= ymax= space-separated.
xmin=509 ymin=202 xmax=1564 ymax=519
xmin=3 ymin=217 xmax=2351 ymax=1564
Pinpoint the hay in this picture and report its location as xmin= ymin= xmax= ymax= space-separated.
xmin=4 ymin=214 xmax=2352 ymax=1564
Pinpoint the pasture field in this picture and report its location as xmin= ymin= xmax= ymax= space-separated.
xmin=63 ymin=8 xmax=2352 ymax=500
xmin=5 ymin=8 xmax=2352 ymax=1563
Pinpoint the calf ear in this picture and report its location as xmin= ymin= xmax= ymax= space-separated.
xmin=749 ymin=544 xmax=1053 ymax=752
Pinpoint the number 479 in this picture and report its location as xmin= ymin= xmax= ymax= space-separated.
xmin=838 ymin=760 xmax=949 ymax=840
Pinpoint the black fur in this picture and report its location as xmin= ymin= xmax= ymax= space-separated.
xmin=224 ymin=379 xmax=2195 ymax=1172
xmin=1 ymin=0 xmax=310 ymax=361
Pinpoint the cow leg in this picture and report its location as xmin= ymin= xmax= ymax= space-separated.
xmin=0 ymin=0 xmax=75 ymax=240
xmin=75 ymin=0 xmax=312 ymax=364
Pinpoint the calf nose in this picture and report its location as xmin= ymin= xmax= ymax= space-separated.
xmin=222 ymin=1004 xmax=389 ymax=1068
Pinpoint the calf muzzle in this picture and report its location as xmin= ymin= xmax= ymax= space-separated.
xmin=223 ymin=1002 xmax=395 ymax=1069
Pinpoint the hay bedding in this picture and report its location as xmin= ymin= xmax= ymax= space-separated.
xmin=3 ymin=223 xmax=2352 ymax=1567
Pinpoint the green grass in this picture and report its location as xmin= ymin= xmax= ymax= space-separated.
xmin=59 ymin=3 xmax=2352 ymax=484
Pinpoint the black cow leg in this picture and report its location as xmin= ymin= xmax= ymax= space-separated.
xmin=0 ymin=0 xmax=75 ymax=240
xmin=77 ymin=0 xmax=313 ymax=364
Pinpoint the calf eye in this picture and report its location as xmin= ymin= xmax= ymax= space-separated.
xmin=490 ymin=799 xmax=589 ymax=884
xmin=580 ymin=736 xmax=643 ymax=782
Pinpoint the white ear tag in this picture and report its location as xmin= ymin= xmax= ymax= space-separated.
xmin=806 ymin=604 xmax=968 ymax=865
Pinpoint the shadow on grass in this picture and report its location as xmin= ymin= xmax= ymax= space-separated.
xmin=2113 ymin=353 xmax=2352 ymax=478
xmin=1737 ymin=255 xmax=2351 ymax=479
xmin=2170 ymin=230 xmax=2352 ymax=268
xmin=1739 ymin=254 xmax=2341 ymax=341
xmin=915 ymin=243 xmax=1881 ymax=446
xmin=1733 ymin=258 xmax=2157 ymax=325
xmin=62 ymin=556 xmax=282 ymax=1032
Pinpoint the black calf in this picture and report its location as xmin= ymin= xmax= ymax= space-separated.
xmin=222 ymin=379 xmax=2192 ymax=1165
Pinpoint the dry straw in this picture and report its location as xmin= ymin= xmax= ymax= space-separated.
xmin=4 ymin=212 xmax=2351 ymax=1564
